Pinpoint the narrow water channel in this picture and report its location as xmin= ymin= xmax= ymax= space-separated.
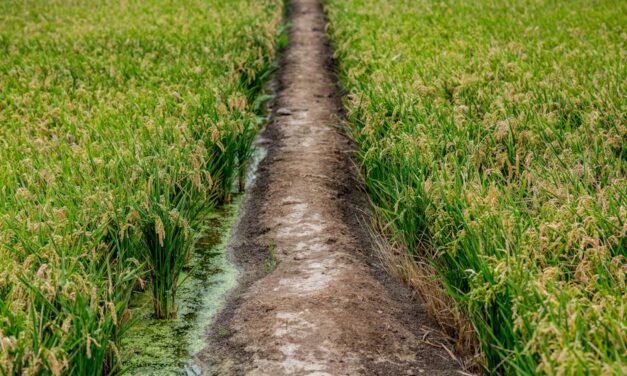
xmin=121 ymin=198 xmax=241 ymax=375
xmin=120 ymin=126 xmax=271 ymax=375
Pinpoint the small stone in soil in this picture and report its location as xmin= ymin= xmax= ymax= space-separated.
xmin=294 ymin=254 xmax=305 ymax=260
xmin=276 ymin=108 xmax=292 ymax=116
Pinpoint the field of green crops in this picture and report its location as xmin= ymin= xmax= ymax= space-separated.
xmin=326 ymin=0 xmax=626 ymax=374
xmin=0 ymin=0 xmax=282 ymax=374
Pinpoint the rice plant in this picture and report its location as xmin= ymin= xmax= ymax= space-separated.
xmin=0 ymin=0 xmax=283 ymax=373
xmin=326 ymin=0 xmax=626 ymax=374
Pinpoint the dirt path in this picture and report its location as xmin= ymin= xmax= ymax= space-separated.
xmin=199 ymin=0 xmax=462 ymax=374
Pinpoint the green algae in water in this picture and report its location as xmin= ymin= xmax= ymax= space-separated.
xmin=121 ymin=198 xmax=242 ymax=375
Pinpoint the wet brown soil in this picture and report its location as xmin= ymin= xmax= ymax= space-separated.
xmin=197 ymin=0 xmax=464 ymax=374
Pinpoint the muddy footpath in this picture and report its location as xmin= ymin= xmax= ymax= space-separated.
xmin=196 ymin=0 xmax=464 ymax=374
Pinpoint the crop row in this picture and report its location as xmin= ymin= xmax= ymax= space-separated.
xmin=326 ymin=0 xmax=626 ymax=374
xmin=0 ymin=0 xmax=283 ymax=374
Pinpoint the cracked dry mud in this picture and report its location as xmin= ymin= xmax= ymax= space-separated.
xmin=199 ymin=0 xmax=463 ymax=374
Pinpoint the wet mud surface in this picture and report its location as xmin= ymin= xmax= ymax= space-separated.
xmin=198 ymin=0 xmax=464 ymax=374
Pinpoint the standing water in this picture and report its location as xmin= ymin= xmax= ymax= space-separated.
xmin=121 ymin=199 xmax=241 ymax=375
xmin=121 ymin=130 xmax=270 ymax=375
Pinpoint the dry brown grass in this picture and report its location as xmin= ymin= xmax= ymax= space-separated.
xmin=368 ymin=213 xmax=482 ymax=371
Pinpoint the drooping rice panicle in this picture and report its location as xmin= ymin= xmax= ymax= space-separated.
xmin=0 ymin=0 xmax=283 ymax=373
xmin=326 ymin=0 xmax=626 ymax=373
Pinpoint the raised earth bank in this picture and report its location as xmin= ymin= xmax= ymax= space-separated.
xmin=197 ymin=0 xmax=463 ymax=374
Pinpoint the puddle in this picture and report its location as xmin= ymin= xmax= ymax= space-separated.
xmin=246 ymin=137 xmax=268 ymax=188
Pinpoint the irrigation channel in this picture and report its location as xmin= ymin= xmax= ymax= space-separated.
xmin=126 ymin=0 xmax=463 ymax=374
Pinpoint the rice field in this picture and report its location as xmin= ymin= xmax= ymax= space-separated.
xmin=2 ymin=0 xmax=626 ymax=374
xmin=326 ymin=0 xmax=626 ymax=374
xmin=0 ymin=0 xmax=282 ymax=374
